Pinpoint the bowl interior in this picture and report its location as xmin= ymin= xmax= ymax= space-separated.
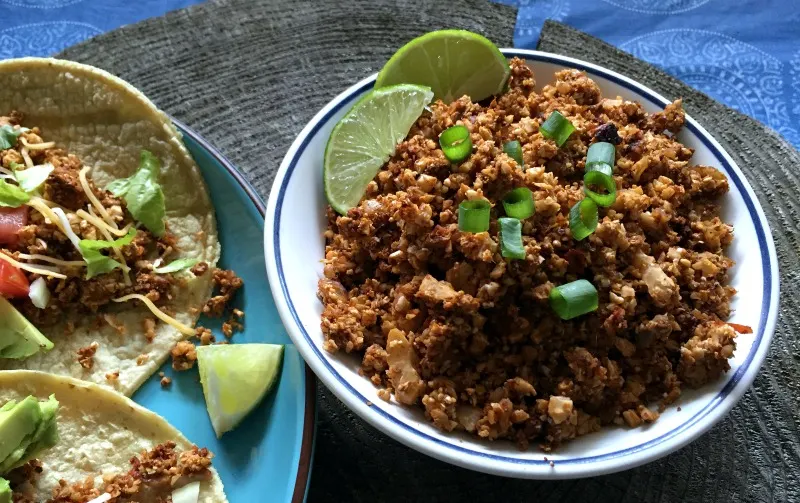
xmin=269 ymin=51 xmax=775 ymax=478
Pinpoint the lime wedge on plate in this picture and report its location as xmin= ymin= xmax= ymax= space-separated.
xmin=196 ymin=343 xmax=284 ymax=437
xmin=324 ymin=84 xmax=433 ymax=214
xmin=375 ymin=30 xmax=510 ymax=103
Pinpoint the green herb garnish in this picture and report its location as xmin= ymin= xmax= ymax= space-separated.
xmin=107 ymin=150 xmax=166 ymax=237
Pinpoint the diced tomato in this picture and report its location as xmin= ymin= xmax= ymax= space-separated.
xmin=0 ymin=207 xmax=28 ymax=245
xmin=0 ymin=260 xmax=29 ymax=298
xmin=728 ymin=322 xmax=753 ymax=334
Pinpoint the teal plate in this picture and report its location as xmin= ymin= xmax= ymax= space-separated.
xmin=132 ymin=120 xmax=315 ymax=503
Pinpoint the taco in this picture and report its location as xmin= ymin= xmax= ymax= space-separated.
xmin=0 ymin=58 xmax=241 ymax=395
xmin=0 ymin=370 xmax=228 ymax=502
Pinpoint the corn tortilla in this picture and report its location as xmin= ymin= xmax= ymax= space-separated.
xmin=0 ymin=58 xmax=221 ymax=395
xmin=0 ymin=370 xmax=228 ymax=502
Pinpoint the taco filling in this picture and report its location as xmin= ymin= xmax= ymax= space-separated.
xmin=0 ymin=371 xmax=228 ymax=503
xmin=0 ymin=112 xmax=241 ymax=384
xmin=1 ymin=112 xmax=189 ymax=327
xmin=6 ymin=443 xmax=214 ymax=503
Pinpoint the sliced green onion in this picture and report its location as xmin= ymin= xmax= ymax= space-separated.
xmin=498 ymin=217 xmax=525 ymax=260
xmin=586 ymin=142 xmax=616 ymax=170
xmin=569 ymin=198 xmax=598 ymax=241
xmin=502 ymin=187 xmax=535 ymax=220
xmin=540 ymin=111 xmax=575 ymax=147
xmin=583 ymin=163 xmax=616 ymax=207
xmin=503 ymin=140 xmax=523 ymax=167
xmin=549 ymin=279 xmax=599 ymax=320
xmin=439 ymin=125 xmax=472 ymax=163
xmin=458 ymin=199 xmax=491 ymax=233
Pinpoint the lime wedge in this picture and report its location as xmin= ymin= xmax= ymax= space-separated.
xmin=375 ymin=30 xmax=510 ymax=103
xmin=324 ymin=84 xmax=433 ymax=214
xmin=196 ymin=343 xmax=284 ymax=438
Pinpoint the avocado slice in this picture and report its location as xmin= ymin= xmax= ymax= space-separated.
xmin=0 ymin=477 xmax=11 ymax=503
xmin=0 ymin=395 xmax=58 ymax=474
xmin=0 ymin=397 xmax=41 ymax=472
xmin=15 ymin=395 xmax=59 ymax=466
xmin=0 ymin=297 xmax=53 ymax=360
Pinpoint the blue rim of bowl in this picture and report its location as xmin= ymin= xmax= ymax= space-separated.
xmin=172 ymin=118 xmax=316 ymax=500
xmin=271 ymin=51 xmax=775 ymax=467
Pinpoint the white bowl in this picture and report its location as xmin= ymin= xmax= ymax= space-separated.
xmin=265 ymin=49 xmax=779 ymax=479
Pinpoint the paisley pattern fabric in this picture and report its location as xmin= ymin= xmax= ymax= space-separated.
xmin=2 ymin=0 xmax=798 ymax=149
xmin=497 ymin=0 xmax=800 ymax=150
xmin=621 ymin=29 xmax=798 ymax=147
xmin=0 ymin=0 xmax=202 ymax=56
xmin=0 ymin=0 xmax=85 ymax=7
xmin=0 ymin=22 xmax=101 ymax=59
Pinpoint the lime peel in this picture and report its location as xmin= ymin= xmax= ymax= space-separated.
xmin=324 ymin=84 xmax=433 ymax=214
xmin=375 ymin=29 xmax=510 ymax=103
xmin=196 ymin=343 xmax=285 ymax=438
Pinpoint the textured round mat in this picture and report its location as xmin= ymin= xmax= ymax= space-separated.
xmin=57 ymin=3 xmax=798 ymax=501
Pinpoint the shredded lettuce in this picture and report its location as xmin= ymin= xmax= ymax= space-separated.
xmin=13 ymin=163 xmax=54 ymax=193
xmin=0 ymin=125 xmax=21 ymax=150
xmin=78 ymin=229 xmax=137 ymax=279
xmin=153 ymin=258 xmax=199 ymax=274
xmin=107 ymin=150 xmax=166 ymax=237
xmin=0 ymin=178 xmax=30 ymax=207
xmin=105 ymin=177 xmax=129 ymax=196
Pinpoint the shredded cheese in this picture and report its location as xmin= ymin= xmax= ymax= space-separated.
xmin=112 ymin=294 xmax=195 ymax=336
xmin=90 ymin=220 xmax=131 ymax=285
xmin=26 ymin=198 xmax=69 ymax=236
xmin=88 ymin=220 xmax=131 ymax=281
xmin=78 ymin=166 xmax=119 ymax=231
xmin=23 ymin=263 xmax=61 ymax=275
xmin=51 ymin=207 xmax=81 ymax=250
xmin=20 ymin=147 xmax=33 ymax=169
xmin=0 ymin=251 xmax=66 ymax=279
xmin=32 ymin=172 xmax=132 ymax=285
xmin=19 ymin=137 xmax=56 ymax=151
xmin=19 ymin=167 xmax=139 ymax=285
xmin=17 ymin=253 xmax=85 ymax=267
xmin=26 ymin=198 xmax=130 ymax=283
xmin=76 ymin=209 xmax=132 ymax=237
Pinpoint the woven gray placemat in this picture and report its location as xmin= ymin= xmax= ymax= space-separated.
xmin=56 ymin=4 xmax=799 ymax=501
xmin=58 ymin=0 xmax=515 ymax=193
xmin=536 ymin=21 xmax=799 ymax=503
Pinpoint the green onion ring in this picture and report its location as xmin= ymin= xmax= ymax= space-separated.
xmin=503 ymin=140 xmax=524 ymax=167
xmin=548 ymin=279 xmax=599 ymax=320
xmin=539 ymin=111 xmax=575 ymax=147
xmin=569 ymin=198 xmax=598 ymax=241
xmin=583 ymin=163 xmax=616 ymax=207
xmin=498 ymin=217 xmax=526 ymax=260
xmin=586 ymin=141 xmax=616 ymax=170
xmin=439 ymin=125 xmax=472 ymax=163
xmin=458 ymin=199 xmax=491 ymax=233
xmin=502 ymin=187 xmax=535 ymax=220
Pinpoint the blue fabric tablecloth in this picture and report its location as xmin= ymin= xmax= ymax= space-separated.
xmin=498 ymin=0 xmax=800 ymax=150
xmin=0 ymin=0 xmax=202 ymax=58
xmin=2 ymin=0 xmax=798 ymax=150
